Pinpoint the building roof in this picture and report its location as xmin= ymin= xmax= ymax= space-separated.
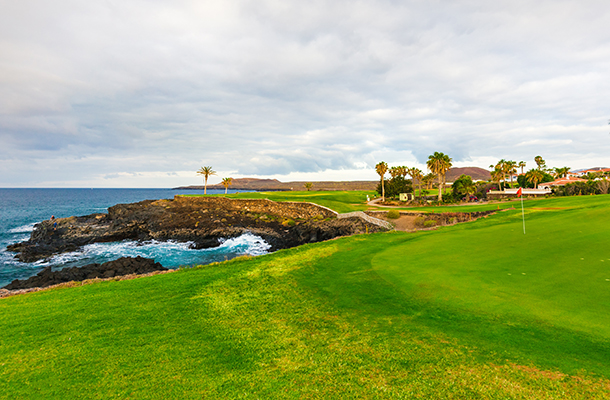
xmin=569 ymin=168 xmax=610 ymax=176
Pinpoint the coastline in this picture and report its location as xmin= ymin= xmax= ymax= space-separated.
xmin=0 ymin=269 xmax=176 ymax=299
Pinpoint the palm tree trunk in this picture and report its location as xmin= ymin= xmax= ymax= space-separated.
xmin=204 ymin=177 xmax=208 ymax=195
xmin=381 ymin=178 xmax=385 ymax=201
xmin=225 ymin=187 xmax=228 ymax=194
xmin=437 ymin=174 xmax=443 ymax=202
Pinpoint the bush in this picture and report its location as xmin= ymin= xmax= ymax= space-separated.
xmin=377 ymin=176 xmax=413 ymax=198
xmin=387 ymin=210 xmax=400 ymax=219
xmin=414 ymin=216 xmax=426 ymax=227
xmin=424 ymin=220 xmax=437 ymax=228
xmin=553 ymin=181 xmax=602 ymax=196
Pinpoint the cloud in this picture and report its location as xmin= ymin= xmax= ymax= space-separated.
xmin=1 ymin=0 xmax=610 ymax=187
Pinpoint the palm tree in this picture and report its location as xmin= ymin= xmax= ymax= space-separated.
xmin=304 ymin=182 xmax=313 ymax=191
xmin=427 ymin=152 xmax=452 ymax=202
xmin=526 ymin=169 xmax=544 ymax=189
xmin=422 ymin=173 xmax=436 ymax=191
xmin=407 ymin=167 xmax=423 ymax=198
xmin=375 ymin=161 xmax=389 ymax=201
xmin=552 ymin=167 xmax=571 ymax=179
xmin=504 ymin=160 xmax=517 ymax=188
xmin=518 ymin=161 xmax=526 ymax=175
xmin=490 ymin=167 xmax=503 ymax=191
xmin=555 ymin=166 xmax=570 ymax=178
xmin=196 ymin=166 xmax=217 ymax=195
xmin=389 ymin=166 xmax=401 ymax=179
xmin=452 ymin=174 xmax=477 ymax=199
xmin=221 ymin=177 xmax=233 ymax=194
xmin=491 ymin=160 xmax=507 ymax=189
xmin=534 ymin=156 xmax=546 ymax=170
xmin=489 ymin=159 xmax=513 ymax=189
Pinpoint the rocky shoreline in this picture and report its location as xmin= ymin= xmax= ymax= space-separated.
xmin=6 ymin=196 xmax=388 ymax=264
xmin=1 ymin=266 xmax=174 ymax=299
xmin=2 ymin=256 xmax=167 ymax=290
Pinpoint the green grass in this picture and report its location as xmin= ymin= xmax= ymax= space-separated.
xmin=209 ymin=190 xmax=374 ymax=213
xmin=2 ymin=195 xmax=610 ymax=398
xmin=185 ymin=188 xmax=535 ymax=214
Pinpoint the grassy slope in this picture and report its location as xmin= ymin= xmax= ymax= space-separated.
xmin=191 ymin=189 xmax=526 ymax=213
xmin=2 ymin=195 xmax=610 ymax=398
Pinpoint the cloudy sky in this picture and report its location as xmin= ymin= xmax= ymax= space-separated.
xmin=1 ymin=0 xmax=609 ymax=187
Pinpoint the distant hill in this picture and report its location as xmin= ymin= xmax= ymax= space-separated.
xmin=175 ymin=167 xmax=491 ymax=191
xmin=446 ymin=167 xmax=491 ymax=182
xmin=174 ymin=178 xmax=378 ymax=191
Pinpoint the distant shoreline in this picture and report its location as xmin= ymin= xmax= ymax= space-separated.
xmin=174 ymin=167 xmax=491 ymax=192
xmin=173 ymin=178 xmax=378 ymax=192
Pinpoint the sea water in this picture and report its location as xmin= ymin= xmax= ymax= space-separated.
xmin=0 ymin=188 xmax=270 ymax=288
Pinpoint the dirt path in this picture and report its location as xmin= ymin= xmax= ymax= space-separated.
xmin=390 ymin=215 xmax=418 ymax=231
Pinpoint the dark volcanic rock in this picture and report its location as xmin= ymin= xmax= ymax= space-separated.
xmin=6 ymin=196 xmax=388 ymax=263
xmin=3 ymin=256 xmax=167 ymax=290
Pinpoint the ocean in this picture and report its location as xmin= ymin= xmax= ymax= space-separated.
xmin=0 ymin=188 xmax=270 ymax=288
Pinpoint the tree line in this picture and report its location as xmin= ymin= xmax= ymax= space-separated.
xmin=376 ymin=152 xmax=453 ymax=202
xmin=196 ymin=166 xmax=233 ymax=194
xmin=374 ymin=154 xmax=608 ymax=204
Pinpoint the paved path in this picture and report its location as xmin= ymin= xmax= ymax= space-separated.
xmin=337 ymin=211 xmax=394 ymax=230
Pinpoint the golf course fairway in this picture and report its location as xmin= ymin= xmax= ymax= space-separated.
xmin=1 ymin=194 xmax=609 ymax=398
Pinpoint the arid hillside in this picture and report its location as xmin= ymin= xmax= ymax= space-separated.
xmin=176 ymin=167 xmax=491 ymax=191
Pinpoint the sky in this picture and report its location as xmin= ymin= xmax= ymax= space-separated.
xmin=1 ymin=0 xmax=609 ymax=188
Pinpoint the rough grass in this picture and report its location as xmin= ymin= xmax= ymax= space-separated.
xmin=1 ymin=195 xmax=610 ymax=398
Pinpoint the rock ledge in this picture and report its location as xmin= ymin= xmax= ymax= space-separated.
xmin=3 ymin=256 xmax=167 ymax=290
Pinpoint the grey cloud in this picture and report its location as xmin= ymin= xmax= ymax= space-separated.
xmin=1 ymin=0 xmax=610 ymax=186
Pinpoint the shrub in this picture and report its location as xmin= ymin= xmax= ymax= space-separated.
xmin=377 ymin=176 xmax=413 ymax=198
xmin=282 ymin=219 xmax=296 ymax=226
xmin=414 ymin=216 xmax=426 ymax=227
xmin=424 ymin=220 xmax=437 ymax=228
xmin=387 ymin=210 xmax=400 ymax=219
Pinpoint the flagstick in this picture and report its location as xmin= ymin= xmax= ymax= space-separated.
xmin=521 ymin=192 xmax=526 ymax=234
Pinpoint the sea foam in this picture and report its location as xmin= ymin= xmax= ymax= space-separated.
xmin=39 ymin=232 xmax=271 ymax=270
xmin=8 ymin=223 xmax=36 ymax=234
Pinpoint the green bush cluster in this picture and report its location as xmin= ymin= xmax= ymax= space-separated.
xmin=553 ymin=180 xmax=610 ymax=196
xmin=387 ymin=210 xmax=400 ymax=219
xmin=376 ymin=176 xmax=413 ymax=199
xmin=423 ymin=220 xmax=437 ymax=228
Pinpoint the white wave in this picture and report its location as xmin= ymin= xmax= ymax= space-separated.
xmin=8 ymin=223 xmax=37 ymax=233
xmin=217 ymin=232 xmax=271 ymax=256
xmin=38 ymin=232 xmax=271 ymax=268
xmin=2 ymin=234 xmax=31 ymax=246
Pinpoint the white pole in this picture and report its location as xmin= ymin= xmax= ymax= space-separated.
xmin=521 ymin=193 xmax=526 ymax=234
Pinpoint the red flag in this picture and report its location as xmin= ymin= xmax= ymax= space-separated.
xmin=516 ymin=187 xmax=522 ymax=197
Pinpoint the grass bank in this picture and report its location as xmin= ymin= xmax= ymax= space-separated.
xmin=1 ymin=195 xmax=610 ymax=398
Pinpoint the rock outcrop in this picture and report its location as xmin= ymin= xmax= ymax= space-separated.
xmin=2 ymin=256 xmax=167 ymax=290
xmin=7 ymin=196 xmax=388 ymax=263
